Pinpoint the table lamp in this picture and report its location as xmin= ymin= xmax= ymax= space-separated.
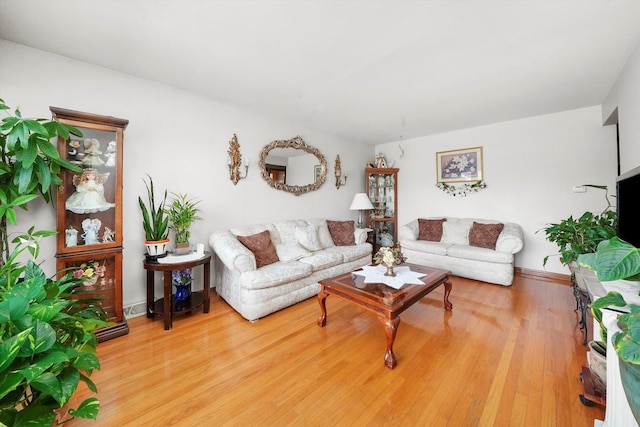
xmin=349 ymin=193 xmax=374 ymax=229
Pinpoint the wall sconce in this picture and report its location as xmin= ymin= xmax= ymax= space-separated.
xmin=334 ymin=155 xmax=347 ymax=189
xmin=227 ymin=133 xmax=249 ymax=185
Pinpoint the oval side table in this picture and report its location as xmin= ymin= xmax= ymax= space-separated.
xmin=144 ymin=252 xmax=211 ymax=330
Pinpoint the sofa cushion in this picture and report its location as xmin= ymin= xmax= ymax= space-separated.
xmin=325 ymin=244 xmax=373 ymax=262
xmin=240 ymin=261 xmax=312 ymax=290
xmin=441 ymin=220 xmax=470 ymax=245
xmin=299 ymin=251 xmax=343 ymax=271
xmin=447 ymin=244 xmax=513 ymax=264
xmin=400 ymin=238 xmax=449 ymax=256
xmin=295 ymin=224 xmax=323 ymax=251
xmin=469 ymin=222 xmax=504 ymax=250
xmin=327 ymin=220 xmax=356 ymax=246
xmin=306 ymin=218 xmax=336 ymax=248
xmin=237 ymin=230 xmax=279 ymax=268
xmin=418 ymin=218 xmax=446 ymax=241
xmin=275 ymin=241 xmax=311 ymax=263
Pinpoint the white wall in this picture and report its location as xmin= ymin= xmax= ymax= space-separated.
xmin=375 ymin=106 xmax=617 ymax=275
xmin=0 ymin=40 xmax=372 ymax=308
xmin=603 ymin=39 xmax=640 ymax=174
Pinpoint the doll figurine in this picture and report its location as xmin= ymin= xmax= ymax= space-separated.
xmin=81 ymin=218 xmax=101 ymax=245
xmin=104 ymin=140 xmax=117 ymax=167
xmin=81 ymin=138 xmax=105 ymax=167
xmin=65 ymin=168 xmax=115 ymax=214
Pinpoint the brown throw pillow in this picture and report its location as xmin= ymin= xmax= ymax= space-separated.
xmin=417 ymin=218 xmax=446 ymax=241
xmin=468 ymin=222 xmax=504 ymax=250
xmin=236 ymin=230 xmax=279 ymax=268
xmin=326 ymin=220 xmax=356 ymax=246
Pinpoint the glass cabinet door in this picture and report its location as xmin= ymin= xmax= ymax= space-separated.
xmin=365 ymin=167 xmax=399 ymax=252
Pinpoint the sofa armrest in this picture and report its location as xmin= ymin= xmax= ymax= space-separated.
xmin=399 ymin=220 xmax=419 ymax=241
xmin=495 ymin=223 xmax=524 ymax=254
xmin=354 ymin=227 xmax=368 ymax=245
xmin=209 ymin=230 xmax=256 ymax=272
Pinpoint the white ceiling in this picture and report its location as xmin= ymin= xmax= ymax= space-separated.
xmin=2 ymin=1 xmax=640 ymax=144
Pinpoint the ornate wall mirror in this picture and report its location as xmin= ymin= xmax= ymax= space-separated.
xmin=259 ymin=136 xmax=327 ymax=196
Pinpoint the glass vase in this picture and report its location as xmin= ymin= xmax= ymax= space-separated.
xmin=174 ymin=284 xmax=191 ymax=302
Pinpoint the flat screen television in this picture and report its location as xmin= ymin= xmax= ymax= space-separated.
xmin=616 ymin=165 xmax=640 ymax=248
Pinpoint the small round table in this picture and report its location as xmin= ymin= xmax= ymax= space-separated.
xmin=144 ymin=252 xmax=211 ymax=330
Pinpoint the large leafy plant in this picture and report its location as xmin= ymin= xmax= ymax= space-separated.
xmin=0 ymin=98 xmax=82 ymax=265
xmin=0 ymin=229 xmax=108 ymax=426
xmin=539 ymin=185 xmax=617 ymax=267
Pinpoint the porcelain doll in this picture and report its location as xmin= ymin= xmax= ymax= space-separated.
xmin=104 ymin=140 xmax=117 ymax=167
xmin=66 ymin=168 xmax=115 ymax=214
xmin=102 ymin=226 xmax=115 ymax=243
xmin=81 ymin=138 xmax=105 ymax=167
xmin=81 ymin=218 xmax=101 ymax=245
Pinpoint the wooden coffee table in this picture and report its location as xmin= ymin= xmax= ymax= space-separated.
xmin=317 ymin=263 xmax=452 ymax=369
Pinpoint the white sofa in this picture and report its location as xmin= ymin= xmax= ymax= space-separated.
xmin=399 ymin=217 xmax=524 ymax=286
xmin=209 ymin=218 xmax=372 ymax=321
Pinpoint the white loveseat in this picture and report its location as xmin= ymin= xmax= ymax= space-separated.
xmin=209 ymin=219 xmax=372 ymax=321
xmin=399 ymin=217 xmax=524 ymax=286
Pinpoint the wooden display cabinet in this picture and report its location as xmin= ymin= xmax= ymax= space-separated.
xmin=365 ymin=167 xmax=399 ymax=253
xmin=51 ymin=107 xmax=129 ymax=342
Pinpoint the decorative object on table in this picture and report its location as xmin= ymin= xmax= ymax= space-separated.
xmin=353 ymin=264 xmax=427 ymax=290
xmin=373 ymin=245 xmax=406 ymax=277
xmin=51 ymin=106 xmax=129 ymax=343
xmin=228 ymin=133 xmax=249 ymax=185
xmin=334 ymin=155 xmax=347 ymax=189
xmin=436 ymin=146 xmax=483 ymax=183
xmin=172 ymin=268 xmax=192 ymax=302
xmin=579 ymin=237 xmax=640 ymax=423
xmin=349 ymin=193 xmax=374 ymax=229
xmin=73 ymin=259 xmax=107 ymax=287
xmin=436 ymin=180 xmax=487 ymax=197
xmin=166 ymin=192 xmax=202 ymax=255
xmin=138 ymin=174 xmax=170 ymax=258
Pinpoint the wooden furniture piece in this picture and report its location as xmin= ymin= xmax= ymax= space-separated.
xmin=52 ymin=107 xmax=129 ymax=342
xmin=144 ymin=253 xmax=212 ymax=330
xmin=365 ymin=167 xmax=399 ymax=253
xmin=317 ymin=263 xmax=452 ymax=369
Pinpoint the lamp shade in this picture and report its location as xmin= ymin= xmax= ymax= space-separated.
xmin=349 ymin=193 xmax=374 ymax=210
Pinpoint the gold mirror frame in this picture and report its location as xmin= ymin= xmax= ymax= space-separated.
xmin=259 ymin=135 xmax=327 ymax=196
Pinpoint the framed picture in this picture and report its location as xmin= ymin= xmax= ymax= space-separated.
xmin=436 ymin=146 xmax=483 ymax=183
xmin=314 ymin=165 xmax=322 ymax=181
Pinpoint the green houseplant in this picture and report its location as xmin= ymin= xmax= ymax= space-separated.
xmin=0 ymin=228 xmax=108 ymax=426
xmin=0 ymin=98 xmax=82 ymax=266
xmin=578 ymin=237 xmax=640 ymax=423
xmin=539 ymin=185 xmax=617 ymax=268
xmin=165 ymin=193 xmax=201 ymax=255
xmin=138 ymin=175 xmax=170 ymax=258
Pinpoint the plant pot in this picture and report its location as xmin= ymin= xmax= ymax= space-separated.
xmin=145 ymin=239 xmax=169 ymax=258
xmin=175 ymin=241 xmax=190 ymax=255
xmin=619 ymin=358 xmax=640 ymax=424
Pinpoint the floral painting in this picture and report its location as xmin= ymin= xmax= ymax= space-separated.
xmin=436 ymin=146 xmax=483 ymax=183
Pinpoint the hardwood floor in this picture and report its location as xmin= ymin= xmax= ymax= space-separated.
xmin=66 ymin=273 xmax=604 ymax=426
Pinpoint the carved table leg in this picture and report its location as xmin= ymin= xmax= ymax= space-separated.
xmin=378 ymin=315 xmax=400 ymax=369
xmin=317 ymin=287 xmax=328 ymax=327
xmin=443 ymin=278 xmax=453 ymax=311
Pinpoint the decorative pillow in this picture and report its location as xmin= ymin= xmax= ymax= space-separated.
xmin=275 ymin=241 xmax=311 ymax=263
xmin=469 ymin=222 xmax=504 ymax=250
xmin=295 ymin=225 xmax=323 ymax=251
xmin=236 ymin=230 xmax=279 ymax=268
xmin=326 ymin=220 xmax=356 ymax=246
xmin=417 ymin=218 xmax=446 ymax=241
xmin=440 ymin=221 xmax=470 ymax=245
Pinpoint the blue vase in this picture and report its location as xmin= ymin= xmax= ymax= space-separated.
xmin=174 ymin=284 xmax=191 ymax=302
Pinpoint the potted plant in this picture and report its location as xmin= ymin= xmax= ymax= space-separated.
xmin=578 ymin=237 xmax=640 ymax=423
xmin=138 ymin=175 xmax=170 ymax=258
xmin=0 ymin=98 xmax=83 ymax=266
xmin=165 ymin=193 xmax=201 ymax=255
xmin=0 ymin=228 xmax=108 ymax=426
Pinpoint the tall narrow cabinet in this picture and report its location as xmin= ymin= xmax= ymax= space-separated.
xmin=365 ymin=167 xmax=399 ymax=252
xmin=51 ymin=107 xmax=129 ymax=342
